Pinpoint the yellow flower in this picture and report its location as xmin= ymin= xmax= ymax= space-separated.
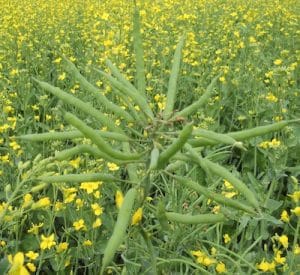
xmin=58 ymin=72 xmax=66 ymax=81
xmin=56 ymin=242 xmax=69 ymax=253
xmin=288 ymin=191 xmax=300 ymax=203
xmin=80 ymin=181 xmax=101 ymax=194
xmin=93 ymin=218 xmax=102 ymax=228
xmin=107 ymin=162 xmax=119 ymax=171
xmin=75 ymin=198 xmax=84 ymax=210
xmin=69 ymin=157 xmax=81 ymax=168
xmin=219 ymin=76 xmax=226 ymax=83
xmin=115 ymin=190 xmax=124 ymax=209
xmin=278 ymin=235 xmax=289 ymax=249
xmin=83 ymin=240 xmax=93 ymax=246
xmin=191 ymin=250 xmax=204 ymax=258
xmin=27 ymin=223 xmax=44 ymax=235
xmin=73 ymin=219 xmax=86 ymax=231
xmin=1 ymin=240 xmax=6 ymax=247
xmin=280 ymin=210 xmax=290 ymax=223
xmin=210 ymin=247 xmax=217 ymax=256
xmin=25 ymin=251 xmax=39 ymax=260
xmin=212 ymin=205 xmax=221 ymax=214
xmin=294 ymin=244 xmax=300 ymax=255
xmin=131 ymin=208 xmax=143 ymax=225
xmin=8 ymin=252 xmax=30 ymax=275
xmin=269 ymin=138 xmax=281 ymax=148
xmin=274 ymin=59 xmax=282 ymax=65
xmin=202 ymin=256 xmax=216 ymax=266
xmin=40 ymin=234 xmax=56 ymax=250
xmin=91 ymin=203 xmax=103 ymax=216
xmin=54 ymin=201 xmax=65 ymax=211
xmin=222 ymin=191 xmax=238 ymax=198
xmin=53 ymin=57 xmax=62 ymax=64
xmin=26 ymin=263 xmax=36 ymax=272
xmin=216 ymin=262 xmax=226 ymax=273
xmin=274 ymin=251 xmax=286 ymax=264
xmin=265 ymin=92 xmax=278 ymax=103
xmin=291 ymin=207 xmax=300 ymax=217
xmin=22 ymin=194 xmax=33 ymax=208
xmin=223 ymin=180 xmax=234 ymax=189
xmin=257 ymin=259 xmax=275 ymax=272
xmin=223 ymin=234 xmax=231 ymax=244
xmin=31 ymin=197 xmax=51 ymax=209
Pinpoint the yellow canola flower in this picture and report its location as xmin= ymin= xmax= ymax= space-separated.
xmin=294 ymin=244 xmax=300 ymax=255
xmin=8 ymin=252 xmax=30 ymax=275
xmin=91 ymin=203 xmax=103 ymax=216
xmin=40 ymin=234 xmax=56 ymax=250
xmin=280 ymin=210 xmax=290 ymax=223
xmin=288 ymin=191 xmax=300 ymax=203
xmin=57 ymin=242 xmax=69 ymax=253
xmin=80 ymin=181 xmax=101 ymax=194
xmin=22 ymin=194 xmax=33 ymax=208
xmin=27 ymin=223 xmax=44 ymax=235
xmin=31 ymin=197 xmax=51 ymax=209
xmin=25 ymin=251 xmax=39 ymax=260
xmin=115 ymin=190 xmax=124 ymax=209
xmin=131 ymin=207 xmax=143 ymax=225
xmin=291 ymin=207 xmax=300 ymax=217
xmin=58 ymin=72 xmax=66 ymax=81
xmin=278 ymin=235 xmax=289 ymax=249
xmin=274 ymin=250 xmax=286 ymax=265
xmin=73 ymin=219 xmax=86 ymax=231
xmin=274 ymin=59 xmax=282 ymax=65
xmin=223 ymin=234 xmax=231 ymax=244
xmin=93 ymin=218 xmax=102 ymax=228
xmin=26 ymin=263 xmax=36 ymax=273
xmin=216 ymin=262 xmax=227 ymax=273
xmin=223 ymin=180 xmax=234 ymax=189
xmin=107 ymin=162 xmax=119 ymax=171
xmin=256 ymin=259 xmax=275 ymax=272
xmin=83 ymin=240 xmax=93 ymax=246
xmin=69 ymin=157 xmax=81 ymax=168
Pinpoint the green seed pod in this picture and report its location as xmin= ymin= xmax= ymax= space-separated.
xmin=64 ymin=112 xmax=142 ymax=161
xmin=32 ymin=78 xmax=123 ymax=134
xmin=172 ymin=175 xmax=256 ymax=214
xmin=157 ymin=123 xmax=193 ymax=168
xmin=54 ymin=145 xmax=120 ymax=163
xmin=19 ymin=130 xmax=129 ymax=142
xmin=171 ymin=74 xmax=220 ymax=119
xmin=133 ymin=8 xmax=147 ymax=99
xmin=95 ymin=69 xmax=154 ymax=121
xmin=149 ymin=147 xmax=160 ymax=170
xmin=165 ymin=212 xmax=226 ymax=224
xmin=101 ymin=188 xmax=137 ymax=274
xmin=156 ymin=201 xmax=170 ymax=230
xmin=63 ymin=57 xmax=134 ymax=123
xmin=163 ymin=35 xmax=186 ymax=120
xmin=38 ymin=173 xmax=116 ymax=183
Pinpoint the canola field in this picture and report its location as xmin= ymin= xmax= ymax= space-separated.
xmin=0 ymin=0 xmax=300 ymax=274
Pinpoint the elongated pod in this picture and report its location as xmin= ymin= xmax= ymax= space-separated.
xmin=18 ymin=130 xmax=129 ymax=142
xmin=64 ymin=112 xmax=142 ymax=161
xmin=101 ymin=188 xmax=137 ymax=274
xmin=33 ymin=78 xmax=123 ymax=134
xmin=38 ymin=173 xmax=116 ymax=183
xmin=133 ymin=8 xmax=147 ymax=99
xmin=172 ymin=175 xmax=255 ymax=214
xmin=157 ymin=123 xmax=193 ymax=168
xmin=165 ymin=212 xmax=226 ymax=224
xmin=163 ymin=35 xmax=186 ymax=120
xmin=171 ymin=74 xmax=219 ymax=120
xmin=95 ymin=69 xmax=154 ymax=121
xmin=63 ymin=57 xmax=134 ymax=123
